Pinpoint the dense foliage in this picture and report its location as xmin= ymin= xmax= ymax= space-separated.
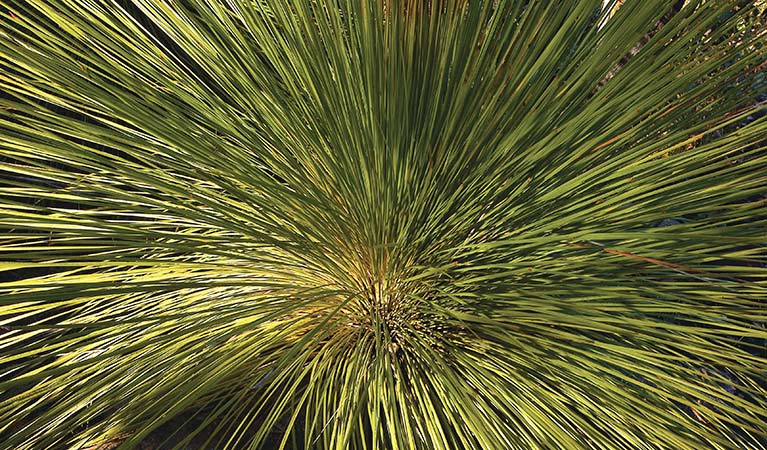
xmin=1 ymin=0 xmax=766 ymax=449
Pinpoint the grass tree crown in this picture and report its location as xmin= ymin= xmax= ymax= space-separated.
xmin=1 ymin=0 xmax=766 ymax=449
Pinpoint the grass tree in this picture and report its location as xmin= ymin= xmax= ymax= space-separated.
xmin=1 ymin=0 xmax=766 ymax=449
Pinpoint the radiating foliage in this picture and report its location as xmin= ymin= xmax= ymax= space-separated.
xmin=1 ymin=0 xmax=766 ymax=449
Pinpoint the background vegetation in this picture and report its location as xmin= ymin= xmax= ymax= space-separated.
xmin=1 ymin=0 xmax=766 ymax=449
